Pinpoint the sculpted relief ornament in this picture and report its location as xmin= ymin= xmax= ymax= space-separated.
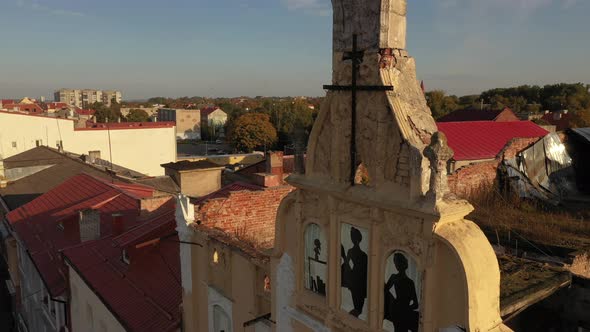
xmin=272 ymin=1 xmax=512 ymax=331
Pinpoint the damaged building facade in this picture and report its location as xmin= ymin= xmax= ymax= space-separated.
xmin=271 ymin=1 xmax=510 ymax=331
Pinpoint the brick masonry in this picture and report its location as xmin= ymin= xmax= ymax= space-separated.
xmin=195 ymin=185 xmax=294 ymax=248
xmin=448 ymin=137 xmax=540 ymax=197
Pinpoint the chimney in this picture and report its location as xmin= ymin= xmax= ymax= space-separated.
xmin=112 ymin=213 xmax=124 ymax=237
xmin=265 ymin=151 xmax=284 ymax=179
xmin=88 ymin=150 xmax=101 ymax=164
xmin=79 ymin=209 xmax=101 ymax=242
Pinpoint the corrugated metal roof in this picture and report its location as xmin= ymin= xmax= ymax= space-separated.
xmin=6 ymin=174 xmax=145 ymax=296
xmin=62 ymin=208 xmax=181 ymax=332
xmin=570 ymin=127 xmax=590 ymax=143
xmin=437 ymin=121 xmax=549 ymax=161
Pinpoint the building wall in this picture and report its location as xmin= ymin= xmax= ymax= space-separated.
xmin=68 ymin=265 xmax=126 ymax=332
xmin=16 ymin=241 xmax=65 ymax=332
xmin=159 ymin=109 xmax=201 ymax=140
xmin=169 ymin=169 xmax=222 ymax=198
xmin=197 ymin=186 xmax=294 ymax=248
xmin=448 ymin=137 xmax=540 ymax=197
xmin=495 ymin=109 xmax=520 ymax=122
xmin=55 ymin=89 xmax=122 ymax=108
xmin=0 ymin=111 xmax=176 ymax=176
xmin=183 ymin=228 xmax=272 ymax=332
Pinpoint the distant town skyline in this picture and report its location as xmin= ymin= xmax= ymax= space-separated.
xmin=1 ymin=0 xmax=589 ymax=100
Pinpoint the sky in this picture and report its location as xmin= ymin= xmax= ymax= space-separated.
xmin=0 ymin=0 xmax=589 ymax=100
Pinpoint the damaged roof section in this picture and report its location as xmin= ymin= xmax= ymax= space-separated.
xmin=499 ymin=255 xmax=571 ymax=318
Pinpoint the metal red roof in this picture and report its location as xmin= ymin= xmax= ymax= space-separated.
xmin=62 ymin=207 xmax=181 ymax=332
xmin=437 ymin=121 xmax=548 ymax=161
xmin=6 ymin=173 xmax=147 ymax=296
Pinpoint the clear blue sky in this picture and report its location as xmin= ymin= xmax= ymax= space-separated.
xmin=1 ymin=0 xmax=588 ymax=100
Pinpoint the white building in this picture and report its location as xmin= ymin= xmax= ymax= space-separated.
xmin=0 ymin=111 xmax=176 ymax=175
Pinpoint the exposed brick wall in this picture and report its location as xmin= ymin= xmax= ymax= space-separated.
xmin=448 ymin=160 xmax=499 ymax=197
xmin=196 ymin=186 xmax=294 ymax=248
xmin=495 ymin=109 xmax=520 ymax=122
xmin=448 ymin=137 xmax=540 ymax=197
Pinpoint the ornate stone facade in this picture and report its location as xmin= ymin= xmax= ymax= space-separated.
xmin=272 ymin=1 xmax=511 ymax=331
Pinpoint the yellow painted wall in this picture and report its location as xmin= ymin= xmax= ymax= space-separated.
xmin=68 ymin=265 xmax=126 ymax=332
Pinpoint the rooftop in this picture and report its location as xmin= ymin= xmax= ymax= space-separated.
xmin=161 ymin=160 xmax=224 ymax=171
xmin=62 ymin=207 xmax=181 ymax=332
xmin=438 ymin=107 xmax=518 ymax=122
xmin=437 ymin=121 xmax=549 ymax=161
xmin=6 ymin=174 xmax=149 ymax=296
xmin=0 ymin=146 xmax=170 ymax=210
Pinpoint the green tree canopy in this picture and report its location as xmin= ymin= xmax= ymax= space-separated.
xmin=426 ymin=90 xmax=460 ymax=119
xmin=228 ymin=113 xmax=277 ymax=153
xmin=126 ymin=109 xmax=150 ymax=122
xmin=570 ymin=110 xmax=590 ymax=128
xmin=90 ymin=102 xmax=122 ymax=123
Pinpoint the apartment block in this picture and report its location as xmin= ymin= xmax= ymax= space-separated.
xmin=54 ymin=89 xmax=122 ymax=108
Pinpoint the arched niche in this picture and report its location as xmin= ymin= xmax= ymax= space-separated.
xmin=303 ymin=223 xmax=327 ymax=296
xmin=383 ymin=250 xmax=422 ymax=332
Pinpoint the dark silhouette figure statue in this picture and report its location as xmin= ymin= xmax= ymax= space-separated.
xmin=341 ymin=227 xmax=368 ymax=317
xmin=309 ymin=238 xmax=326 ymax=295
xmin=384 ymin=253 xmax=419 ymax=332
xmin=314 ymin=239 xmax=322 ymax=260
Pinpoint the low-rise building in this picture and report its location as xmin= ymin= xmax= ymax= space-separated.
xmin=0 ymin=111 xmax=176 ymax=176
xmin=200 ymin=107 xmax=227 ymax=140
xmin=437 ymin=121 xmax=549 ymax=196
xmin=437 ymin=107 xmax=520 ymax=122
xmin=3 ymin=173 xmax=171 ymax=332
xmin=158 ymin=108 xmax=202 ymax=140
xmin=62 ymin=206 xmax=182 ymax=332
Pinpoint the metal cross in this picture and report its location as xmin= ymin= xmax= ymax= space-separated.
xmin=323 ymin=34 xmax=394 ymax=184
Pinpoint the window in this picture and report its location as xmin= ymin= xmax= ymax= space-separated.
xmin=340 ymin=223 xmax=369 ymax=320
xmin=383 ymin=251 xmax=421 ymax=332
xmin=213 ymin=305 xmax=232 ymax=332
xmin=35 ymin=139 xmax=43 ymax=147
xmin=213 ymin=250 xmax=219 ymax=264
xmin=122 ymin=249 xmax=130 ymax=264
xmin=86 ymin=303 xmax=94 ymax=328
xmin=11 ymin=141 xmax=17 ymax=148
xmin=263 ymin=275 xmax=271 ymax=292
xmin=304 ymin=223 xmax=327 ymax=296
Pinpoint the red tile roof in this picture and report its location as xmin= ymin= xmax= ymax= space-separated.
xmin=6 ymin=174 xmax=147 ymax=296
xmin=200 ymin=106 xmax=222 ymax=117
xmin=3 ymin=103 xmax=44 ymax=113
xmin=438 ymin=107 xmax=519 ymax=122
xmin=45 ymin=102 xmax=69 ymax=110
xmin=1 ymin=99 xmax=14 ymax=105
xmin=62 ymin=206 xmax=181 ymax=332
xmin=437 ymin=121 xmax=548 ymax=161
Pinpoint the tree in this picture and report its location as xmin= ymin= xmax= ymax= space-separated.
xmin=126 ymin=109 xmax=150 ymax=122
xmin=426 ymin=90 xmax=460 ymax=119
xmin=90 ymin=102 xmax=121 ymax=123
xmin=228 ymin=113 xmax=277 ymax=153
xmin=570 ymin=110 xmax=590 ymax=128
